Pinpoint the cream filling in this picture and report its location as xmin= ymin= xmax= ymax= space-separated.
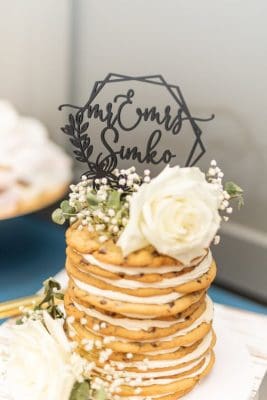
xmin=78 ymin=296 xmax=213 ymax=345
xmin=145 ymin=341 xmax=194 ymax=356
xmin=123 ymin=352 xmax=211 ymax=386
xmin=141 ymin=296 xmax=213 ymax=343
xmin=73 ymin=278 xmax=183 ymax=304
xmin=82 ymin=251 xmax=209 ymax=276
xmin=84 ymin=251 xmax=212 ymax=290
xmin=121 ymin=313 xmax=157 ymax=319
xmin=96 ymin=351 xmax=211 ymax=380
xmin=73 ymin=301 xmax=189 ymax=330
xmin=110 ymin=330 xmax=212 ymax=370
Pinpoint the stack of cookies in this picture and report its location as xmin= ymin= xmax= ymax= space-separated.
xmin=64 ymin=225 xmax=217 ymax=399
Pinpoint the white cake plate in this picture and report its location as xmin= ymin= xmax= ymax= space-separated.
xmin=185 ymin=316 xmax=253 ymax=400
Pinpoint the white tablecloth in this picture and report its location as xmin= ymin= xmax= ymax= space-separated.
xmin=214 ymin=303 xmax=267 ymax=399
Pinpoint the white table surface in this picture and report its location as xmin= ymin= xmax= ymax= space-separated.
xmin=214 ymin=303 xmax=267 ymax=400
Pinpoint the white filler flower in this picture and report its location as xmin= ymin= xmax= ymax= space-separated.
xmin=118 ymin=165 xmax=222 ymax=264
xmin=3 ymin=312 xmax=79 ymax=400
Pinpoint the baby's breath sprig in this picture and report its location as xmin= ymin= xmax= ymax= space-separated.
xmin=52 ymin=167 xmax=151 ymax=244
xmin=206 ymin=159 xmax=244 ymax=245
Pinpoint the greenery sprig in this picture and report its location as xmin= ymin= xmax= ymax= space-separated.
xmin=16 ymin=278 xmax=64 ymax=325
xmin=224 ymin=181 xmax=244 ymax=209
xmin=35 ymin=278 xmax=64 ymax=319
xmin=70 ymin=381 xmax=106 ymax=400
xmin=70 ymin=381 xmax=91 ymax=400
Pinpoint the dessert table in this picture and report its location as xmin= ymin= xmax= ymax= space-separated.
xmin=0 ymin=215 xmax=266 ymax=399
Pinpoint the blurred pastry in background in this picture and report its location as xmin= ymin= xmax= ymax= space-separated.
xmin=0 ymin=100 xmax=72 ymax=219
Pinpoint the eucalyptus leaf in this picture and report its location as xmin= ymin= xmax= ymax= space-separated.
xmin=107 ymin=190 xmax=121 ymax=210
xmin=87 ymin=192 xmax=99 ymax=207
xmin=224 ymin=181 xmax=243 ymax=196
xmin=74 ymin=200 xmax=84 ymax=212
xmin=54 ymin=292 xmax=64 ymax=300
xmin=44 ymin=278 xmax=61 ymax=292
xmin=69 ymin=381 xmax=90 ymax=400
xmin=94 ymin=386 xmax=106 ymax=400
xmin=60 ymin=200 xmax=76 ymax=214
xmin=52 ymin=208 xmax=65 ymax=225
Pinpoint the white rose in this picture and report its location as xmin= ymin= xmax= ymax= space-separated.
xmin=4 ymin=313 xmax=77 ymax=400
xmin=118 ymin=165 xmax=222 ymax=264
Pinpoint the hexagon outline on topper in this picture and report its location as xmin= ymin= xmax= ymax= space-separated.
xmin=80 ymin=73 xmax=214 ymax=166
xmin=59 ymin=73 xmax=214 ymax=184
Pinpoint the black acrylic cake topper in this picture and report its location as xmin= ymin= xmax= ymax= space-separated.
xmin=59 ymin=73 xmax=214 ymax=188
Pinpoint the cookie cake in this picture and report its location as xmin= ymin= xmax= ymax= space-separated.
xmin=51 ymin=162 xmax=242 ymax=400
xmin=0 ymin=75 xmax=245 ymax=400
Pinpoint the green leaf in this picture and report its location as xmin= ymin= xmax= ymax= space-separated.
xmin=44 ymin=278 xmax=61 ymax=292
xmin=74 ymin=200 xmax=83 ymax=212
xmin=60 ymin=200 xmax=75 ymax=214
xmin=94 ymin=386 xmax=106 ymax=400
xmin=52 ymin=208 xmax=65 ymax=225
xmin=54 ymin=292 xmax=64 ymax=300
xmin=69 ymin=381 xmax=90 ymax=400
xmin=87 ymin=193 xmax=99 ymax=207
xmin=224 ymin=181 xmax=243 ymax=196
xmin=107 ymin=190 xmax=121 ymax=210
xmin=224 ymin=181 xmax=244 ymax=209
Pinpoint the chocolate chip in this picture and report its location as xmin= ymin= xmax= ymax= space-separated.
xmin=119 ymin=273 xmax=125 ymax=278
xmin=148 ymin=327 xmax=156 ymax=333
xmin=139 ymin=273 xmax=144 ymax=277
xmin=169 ymin=301 xmax=175 ymax=308
xmin=197 ymin=279 xmax=201 ymax=283
xmin=152 ymin=342 xmax=158 ymax=347
xmin=185 ymin=315 xmax=191 ymax=320
xmin=100 ymin=299 xmax=107 ymax=305
xmin=16 ymin=178 xmax=30 ymax=187
xmin=99 ymin=248 xmax=107 ymax=254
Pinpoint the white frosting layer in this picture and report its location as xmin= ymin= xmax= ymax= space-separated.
xmin=74 ymin=301 xmax=187 ymax=330
xmin=141 ymin=296 xmax=213 ymax=343
xmin=121 ymin=313 xmax=157 ymax=319
xmin=110 ymin=330 xmax=212 ymax=370
xmin=96 ymin=350 xmax=211 ymax=380
xmin=73 ymin=278 xmax=183 ymax=304
xmin=114 ymin=352 xmax=212 ymax=400
xmin=83 ymin=251 xmax=212 ymax=290
xmin=145 ymin=342 xmax=192 ymax=356
xmin=82 ymin=252 xmax=207 ymax=275
xmin=82 ymin=296 xmax=213 ymax=345
xmin=127 ymin=352 xmax=211 ymax=386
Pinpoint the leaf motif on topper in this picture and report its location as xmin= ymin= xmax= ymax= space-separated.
xmin=59 ymin=73 xmax=214 ymax=188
